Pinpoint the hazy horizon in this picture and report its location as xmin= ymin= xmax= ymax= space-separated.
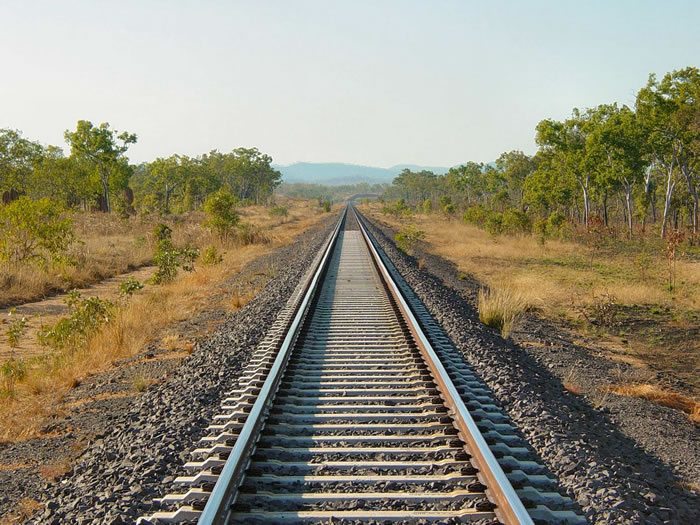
xmin=1 ymin=0 xmax=699 ymax=167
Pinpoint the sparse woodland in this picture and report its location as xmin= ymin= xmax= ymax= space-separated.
xmin=384 ymin=67 xmax=700 ymax=241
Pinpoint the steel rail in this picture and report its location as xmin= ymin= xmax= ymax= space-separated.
xmin=197 ymin=208 xmax=347 ymax=525
xmin=354 ymin=207 xmax=534 ymax=525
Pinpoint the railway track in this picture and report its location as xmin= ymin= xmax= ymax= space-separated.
xmin=140 ymin=207 xmax=584 ymax=525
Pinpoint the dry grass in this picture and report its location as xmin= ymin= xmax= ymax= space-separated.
xmin=0 ymin=497 xmax=42 ymax=525
xmin=0 ymin=198 xmax=328 ymax=442
xmin=609 ymin=383 xmax=700 ymax=423
xmin=477 ymin=286 xmax=528 ymax=338
xmin=0 ymin=212 xmax=196 ymax=308
xmin=38 ymin=459 xmax=72 ymax=481
xmin=131 ymin=372 xmax=157 ymax=393
xmin=363 ymin=205 xmax=700 ymax=314
xmin=562 ymin=367 xmax=583 ymax=395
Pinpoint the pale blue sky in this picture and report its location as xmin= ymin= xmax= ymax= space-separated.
xmin=1 ymin=0 xmax=698 ymax=166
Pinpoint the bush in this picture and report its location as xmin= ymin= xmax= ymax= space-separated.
xmin=150 ymin=224 xmax=198 ymax=284
xmin=0 ymin=197 xmax=75 ymax=266
xmin=383 ymin=199 xmax=412 ymax=218
xmin=484 ymin=212 xmax=504 ymax=235
xmin=201 ymin=245 xmax=223 ymax=266
xmin=203 ymin=188 xmax=240 ymax=240
xmin=395 ymin=225 xmax=425 ymax=254
xmin=5 ymin=309 xmax=28 ymax=348
xmin=463 ymin=205 xmax=490 ymax=226
xmin=0 ymin=358 xmax=26 ymax=398
xmin=421 ymin=199 xmax=432 ymax=214
xmin=119 ymin=277 xmax=144 ymax=297
xmin=38 ymin=291 xmax=114 ymax=351
xmin=501 ymin=209 xmax=531 ymax=235
xmin=318 ymin=198 xmax=332 ymax=213
xmin=443 ymin=203 xmax=456 ymax=215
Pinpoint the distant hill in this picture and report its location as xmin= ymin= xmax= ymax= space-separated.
xmin=275 ymin=162 xmax=451 ymax=186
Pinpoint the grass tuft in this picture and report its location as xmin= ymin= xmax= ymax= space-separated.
xmin=478 ymin=286 xmax=528 ymax=338
xmin=609 ymin=383 xmax=700 ymax=424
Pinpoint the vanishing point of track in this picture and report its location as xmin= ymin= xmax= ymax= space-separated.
xmin=140 ymin=207 xmax=583 ymax=525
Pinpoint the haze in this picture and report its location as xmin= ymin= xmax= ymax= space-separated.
xmin=1 ymin=0 xmax=698 ymax=166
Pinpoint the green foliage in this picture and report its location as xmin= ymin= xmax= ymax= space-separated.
xmin=119 ymin=277 xmax=144 ymax=297
xmin=201 ymin=245 xmax=223 ymax=266
xmin=38 ymin=291 xmax=114 ymax=351
xmin=318 ymin=198 xmax=332 ymax=213
xmin=270 ymin=205 xmax=288 ymax=218
xmin=0 ymin=197 xmax=75 ymax=266
xmin=395 ymin=225 xmax=425 ymax=254
xmin=64 ymin=120 xmax=137 ymax=213
xmin=501 ymin=209 xmax=531 ymax=235
xmin=150 ymin=223 xmax=198 ymax=284
xmin=463 ymin=205 xmax=490 ymax=226
xmin=203 ymin=188 xmax=240 ymax=240
xmin=382 ymin=199 xmax=412 ymax=218
xmin=0 ymin=358 xmax=27 ymax=398
xmin=421 ymin=199 xmax=432 ymax=214
xmin=484 ymin=212 xmax=504 ymax=235
xmin=5 ymin=309 xmax=28 ymax=348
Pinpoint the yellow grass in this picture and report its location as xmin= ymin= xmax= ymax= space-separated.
xmin=477 ymin=286 xmax=528 ymax=338
xmin=363 ymin=206 xmax=700 ymax=315
xmin=609 ymin=383 xmax=700 ymax=424
xmin=0 ymin=199 xmax=329 ymax=442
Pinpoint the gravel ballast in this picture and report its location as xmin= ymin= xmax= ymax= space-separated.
xmin=361 ymin=212 xmax=699 ymax=525
xmin=11 ymin=215 xmax=337 ymax=524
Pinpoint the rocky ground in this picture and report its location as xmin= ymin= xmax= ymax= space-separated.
xmin=362 ymin=214 xmax=699 ymax=525
xmin=0 ymin=216 xmax=336 ymax=524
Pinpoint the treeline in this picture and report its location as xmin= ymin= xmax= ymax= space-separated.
xmin=385 ymin=67 xmax=700 ymax=239
xmin=0 ymin=120 xmax=281 ymax=214
xmin=277 ymin=181 xmax=387 ymax=201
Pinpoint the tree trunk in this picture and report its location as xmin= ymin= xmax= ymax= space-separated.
xmin=100 ymin=168 xmax=111 ymax=213
xmin=602 ymin=191 xmax=609 ymax=227
xmin=660 ymin=159 xmax=676 ymax=238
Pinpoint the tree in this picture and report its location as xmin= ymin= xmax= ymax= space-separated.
xmin=585 ymin=104 xmax=646 ymax=237
xmin=64 ymin=121 xmax=137 ymax=212
xmin=203 ymin=188 xmax=240 ymax=240
xmin=0 ymin=197 xmax=75 ymax=265
xmin=535 ymin=111 xmax=591 ymax=227
xmin=0 ymin=129 xmax=43 ymax=201
xmin=636 ymin=67 xmax=700 ymax=237
xmin=144 ymin=155 xmax=187 ymax=213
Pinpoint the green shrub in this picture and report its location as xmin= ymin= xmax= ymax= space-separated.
xmin=382 ymin=199 xmax=412 ymax=218
xmin=5 ymin=309 xmax=28 ymax=348
xmin=150 ymin=224 xmax=198 ymax=284
xmin=501 ymin=209 xmax=531 ymax=235
xmin=0 ymin=197 xmax=75 ymax=266
xmin=201 ymin=245 xmax=223 ymax=265
xmin=421 ymin=199 xmax=432 ymax=214
xmin=119 ymin=277 xmax=144 ymax=297
xmin=443 ymin=203 xmax=456 ymax=215
xmin=203 ymin=188 xmax=240 ymax=240
xmin=318 ymin=198 xmax=332 ymax=213
xmin=463 ymin=205 xmax=489 ymax=226
xmin=395 ymin=225 xmax=425 ymax=254
xmin=38 ymin=291 xmax=114 ymax=351
xmin=0 ymin=358 xmax=26 ymax=398
xmin=484 ymin=212 xmax=504 ymax=235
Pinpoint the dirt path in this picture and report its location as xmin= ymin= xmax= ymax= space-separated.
xmin=0 ymin=266 xmax=155 ymax=361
